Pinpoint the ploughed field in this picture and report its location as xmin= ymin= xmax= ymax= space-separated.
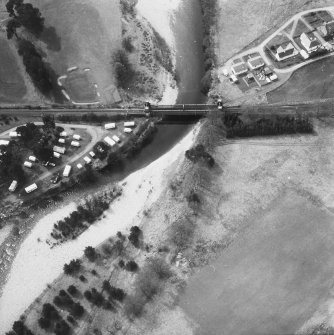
xmin=180 ymin=191 xmax=334 ymax=335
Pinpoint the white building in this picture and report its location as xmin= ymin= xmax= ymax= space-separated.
xmin=8 ymin=180 xmax=18 ymax=192
xmin=104 ymin=136 xmax=116 ymax=147
xmin=124 ymin=121 xmax=135 ymax=127
xmin=53 ymin=152 xmax=61 ymax=159
xmin=231 ymin=63 xmax=248 ymax=76
xmin=73 ymin=134 xmax=81 ymax=141
xmin=59 ymin=131 xmax=67 ymax=137
xmin=0 ymin=140 xmax=10 ymax=146
xmin=9 ymin=132 xmax=19 ymax=138
xmin=58 ymin=138 xmax=65 ymax=144
xmin=124 ymin=128 xmax=132 ymax=133
xmin=70 ymin=141 xmax=80 ymax=147
xmin=89 ymin=151 xmax=96 ymax=158
xmin=25 ymin=183 xmax=37 ymax=194
xmin=24 ymin=161 xmax=32 ymax=168
xmin=83 ymin=156 xmax=92 ymax=164
xmin=112 ymin=135 xmax=120 ymax=143
xmin=63 ymin=165 xmax=72 ymax=177
xmin=28 ymin=156 xmax=37 ymax=162
xmin=53 ymin=146 xmax=66 ymax=154
xmin=105 ymin=123 xmax=116 ymax=130
xmin=275 ymin=42 xmax=298 ymax=61
xmin=300 ymin=32 xmax=321 ymax=53
xmin=77 ymin=163 xmax=83 ymax=169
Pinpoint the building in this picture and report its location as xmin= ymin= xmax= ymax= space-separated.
xmin=77 ymin=163 xmax=83 ymax=169
xmin=24 ymin=161 xmax=32 ymax=168
xmin=0 ymin=140 xmax=9 ymax=146
xmin=53 ymin=146 xmax=66 ymax=154
xmin=124 ymin=128 xmax=132 ymax=134
xmin=247 ymin=57 xmax=265 ymax=70
xmin=231 ymin=63 xmax=248 ymax=76
xmin=28 ymin=156 xmax=37 ymax=162
xmin=63 ymin=165 xmax=72 ymax=177
xmin=274 ymin=42 xmax=298 ymax=61
xmin=53 ymin=152 xmax=61 ymax=159
xmin=25 ymin=183 xmax=37 ymax=194
xmin=60 ymin=131 xmax=67 ymax=137
xmin=8 ymin=180 xmax=18 ymax=192
xmin=104 ymin=136 xmax=116 ymax=147
xmin=89 ymin=151 xmax=96 ymax=158
xmin=84 ymin=156 xmax=92 ymax=164
xmin=70 ymin=141 xmax=80 ymax=147
xmin=9 ymin=132 xmax=19 ymax=138
xmin=124 ymin=121 xmax=135 ymax=127
xmin=112 ymin=135 xmax=120 ymax=143
xmin=58 ymin=138 xmax=65 ymax=144
xmin=318 ymin=20 xmax=334 ymax=37
xmin=73 ymin=134 xmax=81 ymax=141
xmin=105 ymin=123 xmax=116 ymax=130
xmin=300 ymin=32 xmax=321 ymax=53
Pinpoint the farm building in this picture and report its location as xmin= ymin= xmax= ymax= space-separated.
xmin=8 ymin=180 xmax=18 ymax=192
xmin=104 ymin=136 xmax=116 ymax=146
xmin=53 ymin=146 xmax=66 ymax=154
xmin=105 ymin=123 xmax=116 ymax=130
xmin=231 ymin=63 xmax=248 ymax=76
xmin=275 ymin=42 xmax=298 ymax=61
xmin=248 ymin=57 xmax=265 ymax=70
xmin=300 ymin=32 xmax=321 ymax=53
xmin=25 ymin=183 xmax=37 ymax=194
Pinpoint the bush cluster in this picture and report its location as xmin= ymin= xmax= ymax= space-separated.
xmin=185 ymin=144 xmax=215 ymax=167
xmin=224 ymin=114 xmax=314 ymax=138
xmin=63 ymin=259 xmax=81 ymax=276
xmin=128 ymin=226 xmax=142 ymax=248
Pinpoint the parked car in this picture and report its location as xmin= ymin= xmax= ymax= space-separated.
xmin=51 ymin=173 xmax=60 ymax=184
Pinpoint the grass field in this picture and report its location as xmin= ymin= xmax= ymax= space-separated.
xmin=180 ymin=190 xmax=334 ymax=335
xmin=63 ymin=70 xmax=98 ymax=103
xmin=0 ymin=37 xmax=27 ymax=103
xmin=267 ymin=56 xmax=334 ymax=103
xmin=30 ymin=0 xmax=121 ymax=104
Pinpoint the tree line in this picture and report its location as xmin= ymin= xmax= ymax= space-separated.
xmin=223 ymin=114 xmax=314 ymax=138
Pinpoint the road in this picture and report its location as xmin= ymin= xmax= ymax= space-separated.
xmin=223 ymin=6 xmax=334 ymax=75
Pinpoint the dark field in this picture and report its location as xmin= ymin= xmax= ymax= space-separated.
xmin=267 ymin=56 xmax=334 ymax=103
xmin=180 ymin=191 xmax=334 ymax=335
xmin=0 ymin=37 xmax=26 ymax=103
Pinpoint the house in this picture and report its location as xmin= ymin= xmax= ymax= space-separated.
xmin=275 ymin=42 xmax=298 ymax=61
xmin=231 ymin=63 xmax=248 ymax=76
xmin=300 ymin=32 xmax=321 ymax=53
xmin=247 ymin=57 xmax=265 ymax=70
xmin=318 ymin=20 xmax=334 ymax=37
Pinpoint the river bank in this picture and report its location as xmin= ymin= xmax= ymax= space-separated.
xmin=0 ymin=0 xmax=206 ymax=332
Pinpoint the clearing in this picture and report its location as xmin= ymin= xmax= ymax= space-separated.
xmin=267 ymin=56 xmax=334 ymax=103
xmin=180 ymin=190 xmax=334 ymax=335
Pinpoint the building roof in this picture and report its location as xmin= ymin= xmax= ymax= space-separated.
xmin=248 ymin=57 xmax=265 ymax=69
xmin=301 ymin=32 xmax=321 ymax=49
xmin=276 ymin=42 xmax=296 ymax=58
xmin=231 ymin=63 xmax=248 ymax=75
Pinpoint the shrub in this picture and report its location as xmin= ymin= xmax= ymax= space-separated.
xmin=169 ymin=219 xmax=195 ymax=250
xmin=63 ymin=259 xmax=81 ymax=275
xmin=67 ymin=285 xmax=77 ymax=296
xmin=54 ymin=320 xmax=71 ymax=335
xmin=122 ymin=36 xmax=134 ymax=52
xmin=70 ymin=302 xmax=85 ymax=318
xmin=38 ymin=317 xmax=50 ymax=330
xmin=125 ymin=260 xmax=139 ymax=272
xmin=109 ymin=287 xmax=126 ymax=302
xmin=128 ymin=226 xmax=142 ymax=248
xmin=124 ymin=294 xmax=146 ymax=318
xmin=147 ymin=257 xmax=172 ymax=280
xmin=113 ymin=50 xmax=135 ymax=89
xmin=84 ymin=246 xmax=97 ymax=262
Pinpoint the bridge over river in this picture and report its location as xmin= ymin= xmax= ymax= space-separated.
xmin=1 ymin=99 xmax=334 ymax=118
